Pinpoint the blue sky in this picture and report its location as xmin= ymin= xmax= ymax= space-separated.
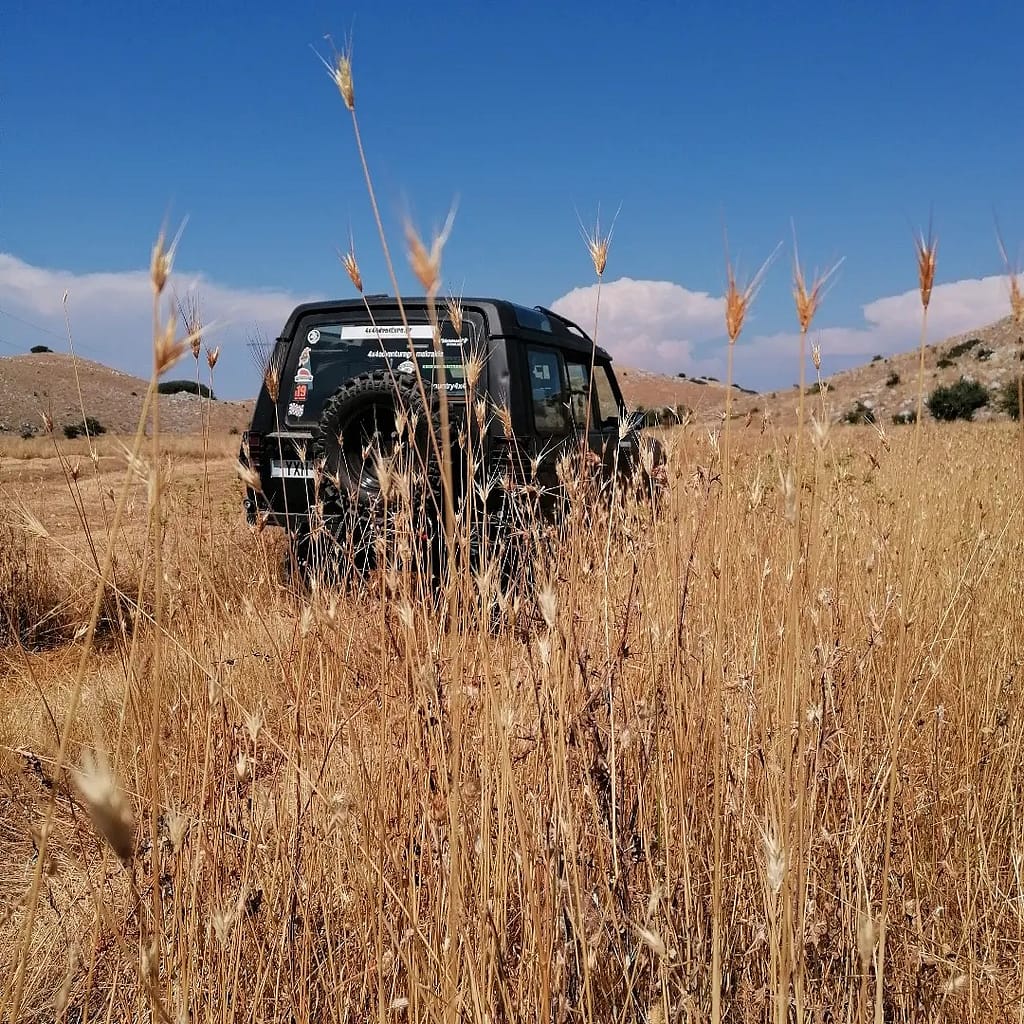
xmin=2 ymin=0 xmax=1024 ymax=398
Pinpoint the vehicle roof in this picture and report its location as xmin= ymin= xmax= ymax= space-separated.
xmin=278 ymin=296 xmax=614 ymax=362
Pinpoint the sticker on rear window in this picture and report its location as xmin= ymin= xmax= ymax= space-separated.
xmin=341 ymin=325 xmax=435 ymax=341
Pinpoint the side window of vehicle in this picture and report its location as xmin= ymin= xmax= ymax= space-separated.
xmin=527 ymin=347 xmax=570 ymax=434
xmin=565 ymin=360 xmax=591 ymax=426
xmin=594 ymin=363 xmax=621 ymax=428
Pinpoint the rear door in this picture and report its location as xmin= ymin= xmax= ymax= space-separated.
xmin=268 ymin=310 xmax=484 ymax=520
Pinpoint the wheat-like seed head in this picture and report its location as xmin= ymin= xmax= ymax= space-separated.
xmin=53 ymin=943 xmax=79 ymax=1017
xmin=150 ymin=220 xmax=187 ymax=296
xmin=16 ymin=504 xmax=50 ymax=539
xmin=857 ymin=912 xmax=878 ymax=971
xmin=634 ymin=926 xmax=667 ymax=958
xmin=405 ymin=206 xmax=457 ymax=297
xmin=316 ymin=38 xmax=355 ymax=110
xmin=236 ymin=460 xmax=262 ymax=493
xmin=495 ymin=403 xmax=513 ymax=439
xmin=537 ymin=582 xmax=557 ymax=629
xmin=462 ymin=349 xmax=484 ymax=391
xmin=763 ymin=830 xmax=785 ymax=895
xmin=167 ymin=811 xmax=188 ymax=853
xmin=995 ymin=229 xmax=1024 ymax=327
xmin=445 ymin=293 xmax=464 ymax=337
xmin=178 ymin=292 xmax=203 ymax=360
xmin=155 ymin=311 xmax=188 ymax=375
xmin=724 ymin=244 xmax=778 ymax=344
xmin=792 ymin=240 xmax=843 ymax=333
xmin=206 ymin=345 xmax=220 ymax=370
xmin=76 ymin=748 xmax=135 ymax=863
xmin=340 ymin=248 xmax=363 ymax=293
xmin=915 ymin=228 xmax=938 ymax=311
xmin=1010 ymin=276 xmax=1024 ymax=328
xmin=578 ymin=203 xmax=621 ymax=277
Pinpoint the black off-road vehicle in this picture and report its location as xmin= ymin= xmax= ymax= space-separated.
xmin=240 ymin=295 xmax=660 ymax=584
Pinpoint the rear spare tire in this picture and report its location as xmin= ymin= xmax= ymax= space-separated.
xmin=310 ymin=369 xmax=444 ymax=574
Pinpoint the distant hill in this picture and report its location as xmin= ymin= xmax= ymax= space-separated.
xmin=616 ymin=365 xmax=756 ymax=420
xmin=4 ymin=318 xmax=1019 ymax=440
xmin=0 ymin=352 xmax=252 ymax=436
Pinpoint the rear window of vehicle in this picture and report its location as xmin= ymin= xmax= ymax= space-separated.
xmin=282 ymin=318 xmax=481 ymax=425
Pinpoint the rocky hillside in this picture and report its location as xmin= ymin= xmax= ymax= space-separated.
xmin=0 ymin=352 xmax=252 ymax=436
xmin=731 ymin=316 xmax=1023 ymax=429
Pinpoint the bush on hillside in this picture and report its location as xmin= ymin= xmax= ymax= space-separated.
xmin=158 ymin=379 xmax=216 ymax=400
xmin=936 ymin=356 xmax=955 ymax=369
xmin=30 ymin=345 xmax=53 ymax=354
xmin=63 ymin=416 xmax=107 ymax=439
xmin=948 ymin=337 xmax=983 ymax=359
xmin=998 ymin=380 xmax=1022 ymax=420
xmin=926 ymin=378 xmax=989 ymax=422
xmin=886 ymin=371 xmax=901 ymax=387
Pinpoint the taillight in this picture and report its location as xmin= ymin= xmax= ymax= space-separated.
xmin=245 ymin=430 xmax=264 ymax=466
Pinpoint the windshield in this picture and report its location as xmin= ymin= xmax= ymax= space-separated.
xmin=283 ymin=319 xmax=481 ymax=424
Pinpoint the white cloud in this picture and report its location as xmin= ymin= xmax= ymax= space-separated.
xmin=550 ymin=273 xmax=1018 ymax=390
xmin=0 ymin=253 xmax=320 ymax=399
xmin=550 ymin=277 xmax=725 ymax=374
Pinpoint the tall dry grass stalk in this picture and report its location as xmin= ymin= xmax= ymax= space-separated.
xmin=710 ymin=238 xmax=776 ymax=1024
xmin=996 ymin=228 xmax=1024 ymax=480
xmin=579 ymin=204 xmax=620 ymax=438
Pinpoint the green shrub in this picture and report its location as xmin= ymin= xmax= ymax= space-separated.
xmin=892 ymin=409 xmax=917 ymax=425
xmin=63 ymin=416 xmax=107 ymax=440
xmin=871 ymin=354 xmax=883 ymax=363
xmin=998 ymin=380 xmax=1022 ymax=420
xmin=976 ymin=347 xmax=994 ymax=362
xmin=926 ymin=377 xmax=989 ymax=422
xmin=936 ymin=356 xmax=955 ymax=369
xmin=948 ymin=337 xmax=983 ymax=359
xmin=158 ymin=379 xmax=215 ymax=399
xmin=29 ymin=345 xmax=53 ymax=354
xmin=886 ymin=371 xmax=900 ymax=387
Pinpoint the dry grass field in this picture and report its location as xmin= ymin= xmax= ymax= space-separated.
xmin=1 ymin=400 xmax=1022 ymax=1022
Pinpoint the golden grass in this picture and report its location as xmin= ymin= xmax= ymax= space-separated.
xmin=0 ymin=416 xmax=1022 ymax=1022
xmin=3 ymin=43 xmax=1023 ymax=1024
xmin=0 ymin=430 xmax=243 ymax=463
